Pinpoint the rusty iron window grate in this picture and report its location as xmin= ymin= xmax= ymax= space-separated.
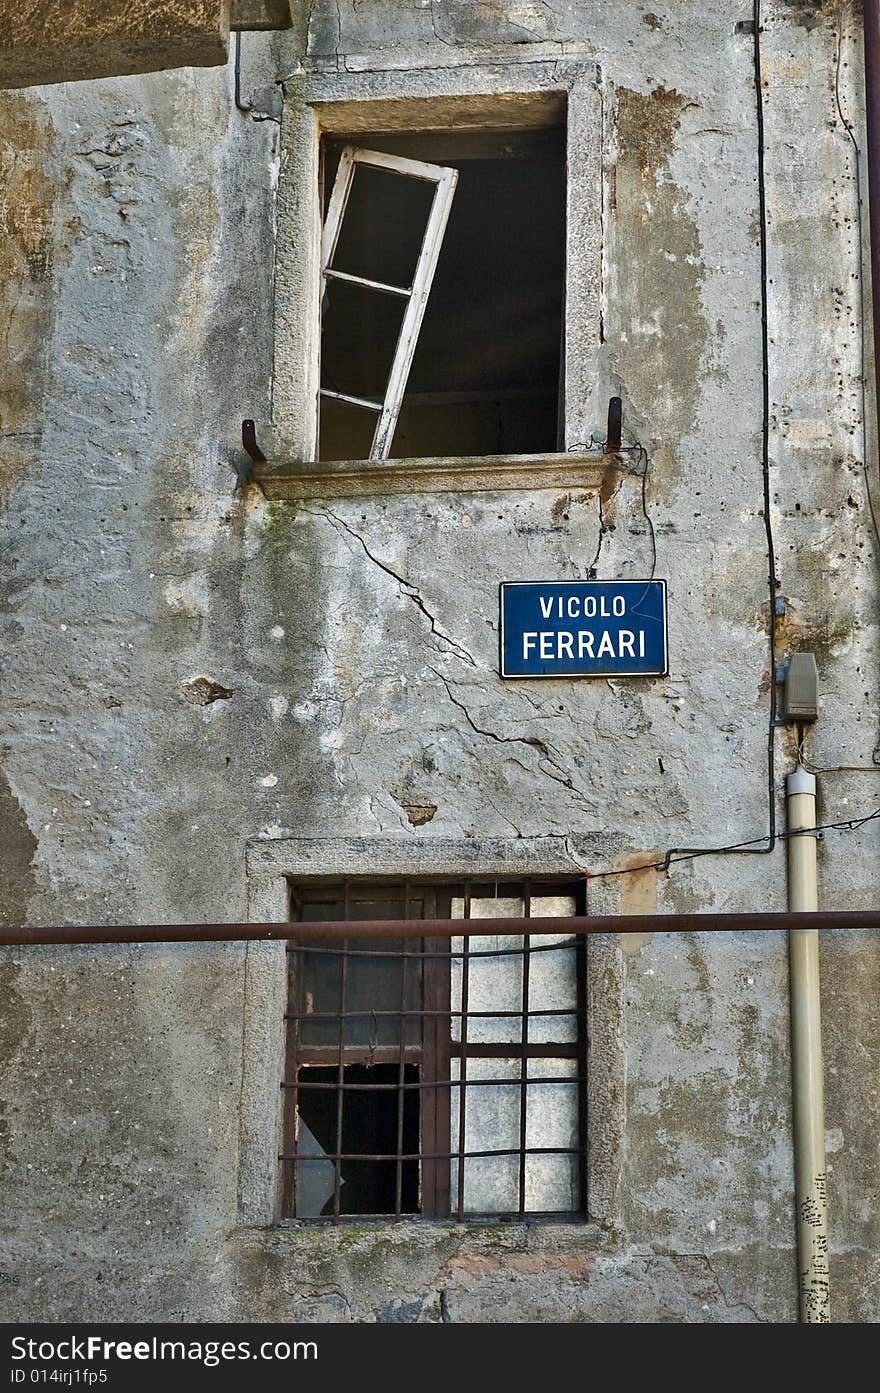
xmin=281 ymin=878 xmax=588 ymax=1222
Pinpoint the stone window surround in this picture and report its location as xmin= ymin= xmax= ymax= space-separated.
xmin=238 ymin=835 xmax=626 ymax=1239
xmin=267 ymin=59 xmax=606 ymax=497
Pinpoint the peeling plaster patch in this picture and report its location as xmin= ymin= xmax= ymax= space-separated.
xmin=401 ymin=803 xmax=437 ymax=826
xmin=269 ymin=625 xmax=285 ymax=640
xmin=783 ymin=1 xmax=824 ymax=33
xmin=259 ymin=774 xmax=278 ymax=788
xmin=181 ymin=677 xmax=233 ymax=706
xmin=618 ymin=851 xmax=660 ymax=955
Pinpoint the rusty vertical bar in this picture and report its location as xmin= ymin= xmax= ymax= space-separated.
xmin=332 ymin=881 xmax=350 ymax=1221
xmin=422 ymin=886 xmax=450 ymax=1218
xmin=517 ymin=884 xmax=532 ymax=1218
xmin=576 ymin=878 xmax=589 ymax=1217
xmin=281 ymin=943 xmax=299 ymax=1218
xmin=394 ymin=883 xmax=411 ymax=1218
xmin=456 ymin=882 xmax=471 ymax=1221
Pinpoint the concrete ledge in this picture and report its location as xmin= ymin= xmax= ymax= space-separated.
xmin=0 ymin=0 xmax=239 ymax=89
xmin=255 ymin=452 xmax=608 ymax=500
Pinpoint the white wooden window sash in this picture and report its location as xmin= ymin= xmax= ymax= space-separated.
xmin=320 ymin=146 xmax=459 ymax=462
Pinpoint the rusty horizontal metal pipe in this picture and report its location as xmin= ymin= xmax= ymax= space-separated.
xmin=1 ymin=910 xmax=879 ymax=946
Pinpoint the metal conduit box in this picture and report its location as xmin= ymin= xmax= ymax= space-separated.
xmin=785 ymin=652 xmax=819 ymax=722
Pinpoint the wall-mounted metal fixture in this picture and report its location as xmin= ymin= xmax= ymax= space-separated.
xmin=223 ymin=420 xmax=267 ymax=492
xmin=606 ymin=396 xmax=622 ymax=453
xmin=242 ymin=419 xmax=267 ymax=465
xmin=785 ymin=652 xmax=819 ymax=723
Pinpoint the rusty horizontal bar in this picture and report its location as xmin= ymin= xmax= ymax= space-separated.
xmin=287 ymin=939 xmax=572 ymax=960
xmin=284 ymin=1006 xmax=575 ymax=1020
xmin=2 ymin=910 xmax=879 ymax=947
xmin=283 ymin=1074 xmax=580 ymax=1092
xmin=280 ymin=1146 xmax=579 ymax=1163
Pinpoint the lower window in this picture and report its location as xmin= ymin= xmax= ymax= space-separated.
xmin=282 ymin=878 xmax=587 ymax=1221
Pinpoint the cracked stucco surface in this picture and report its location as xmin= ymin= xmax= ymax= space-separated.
xmin=1 ymin=1 xmax=879 ymax=1322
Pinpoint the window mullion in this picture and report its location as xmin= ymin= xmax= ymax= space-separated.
xmin=320 ymin=145 xmax=357 ymax=272
xmin=332 ymin=884 xmax=350 ymax=1221
xmin=370 ymin=166 xmax=458 ymax=460
xmin=393 ymin=883 xmax=412 ymax=1219
xmin=518 ymin=883 xmax=532 ymax=1218
xmin=421 ymin=887 xmax=450 ymax=1219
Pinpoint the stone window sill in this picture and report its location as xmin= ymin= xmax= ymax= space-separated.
xmin=254 ymin=451 xmax=608 ymax=500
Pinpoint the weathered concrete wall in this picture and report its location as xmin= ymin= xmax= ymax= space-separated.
xmin=1 ymin=1 xmax=878 ymax=1322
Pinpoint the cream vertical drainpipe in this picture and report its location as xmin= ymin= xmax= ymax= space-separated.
xmin=786 ymin=766 xmax=830 ymax=1322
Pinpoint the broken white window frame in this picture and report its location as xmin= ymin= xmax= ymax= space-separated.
xmin=319 ymin=145 xmax=459 ymax=462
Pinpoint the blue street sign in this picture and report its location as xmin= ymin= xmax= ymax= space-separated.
xmin=499 ymin=579 xmax=668 ymax=679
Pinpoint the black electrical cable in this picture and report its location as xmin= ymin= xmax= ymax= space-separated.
xmin=575 ymin=6 xmax=777 ymax=878
xmin=640 ymin=448 xmax=657 ymax=580
xmin=797 ymin=729 xmax=880 ymax=776
xmin=561 ymin=10 xmax=779 ymax=884
xmin=651 ymin=0 xmax=778 ymax=873
xmin=619 ymin=437 xmax=658 ymax=580
xmin=576 ymin=798 xmax=880 ymax=885
xmin=835 ymin=12 xmax=880 ymax=559
xmin=509 ymin=8 xmax=880 ymax=889
xmin=833 ymin=9 xmax=880 ymax=767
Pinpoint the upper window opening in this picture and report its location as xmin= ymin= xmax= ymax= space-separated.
xmin=318 ymin=126 xmax=566 ymax=464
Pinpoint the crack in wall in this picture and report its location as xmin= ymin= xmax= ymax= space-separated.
xmin=303 ymin=506 xmax=477 ymax=667
xmin=702 ymin=1255 xmax=764 ymax=1323
xmin=658 ymin=1252 xmax=765 ymax=1323
xmin=431 ymin=666 xmax=581 ymax=796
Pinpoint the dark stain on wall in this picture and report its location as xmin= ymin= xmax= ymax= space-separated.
xmin=612 ymin=87 xmax=708 ymax=495
xmin=0 ymin=92 xmax=55 ymax=510
xmin=0 ymin=768 xmax=37 ymax=927
xmin=0 ymin=959 xmax=31 ymax=1168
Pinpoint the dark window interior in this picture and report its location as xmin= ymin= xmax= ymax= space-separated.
xmin=296 ymin=1064 xmax=420 ymax=1217
xmin=319 ymin=127 xmax=566 ymax=462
